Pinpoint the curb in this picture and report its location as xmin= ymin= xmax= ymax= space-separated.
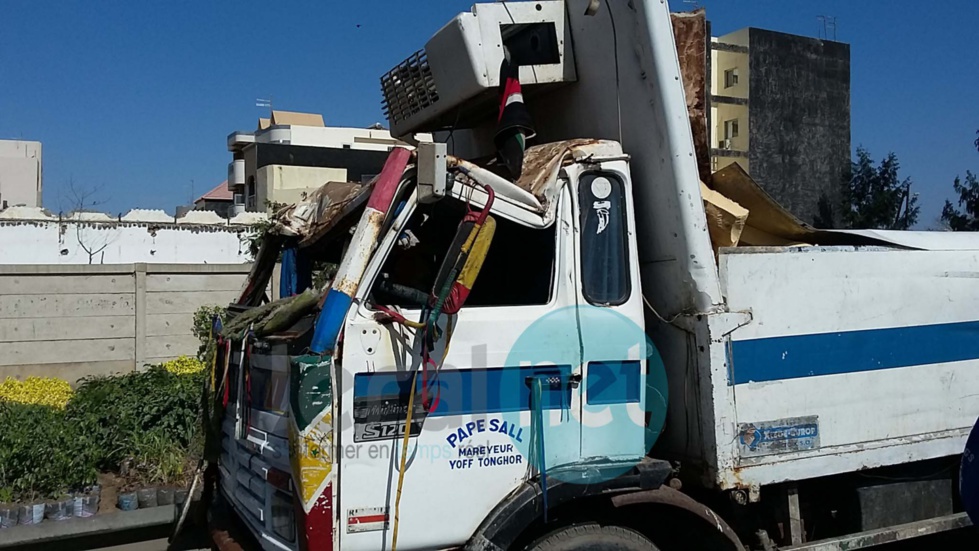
xmin=0 ymin=506 xmax=174 ymax=548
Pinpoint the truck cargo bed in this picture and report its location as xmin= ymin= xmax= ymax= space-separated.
xmin=710 ymin=245 xmax=979 ymax=489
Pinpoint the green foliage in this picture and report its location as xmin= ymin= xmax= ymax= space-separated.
xmin=941 ymin=131 xmax=979 ymax=231
xmin=243 ymin=200 xmax=287 ymax=258
xmin=0 ymin=402 xmax=99 ymax=500
xmin=941 ymin=172 xmax=979 ymax=231
xmin=193 ymin=304 xmax=228 ymax=363
xmin=842 ymin=147 xmax=919 ymax=230
xmin=245 ymin=216 xmax=276 ymax=259
xmin=0 ymin=366 xmax=204 ymax=501
xmin=130 ymin=429 xmax=189 ymax=486
xmin=67 ymin=367 xmax=204 ymax=466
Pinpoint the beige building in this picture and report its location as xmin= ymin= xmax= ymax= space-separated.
xmin=0 ymin=140 xmax=42 ymax=209
xmin=227 ymin=111 xmax=415 ymax=213
xmin=710 ymin=30 xmax=750 ymax=174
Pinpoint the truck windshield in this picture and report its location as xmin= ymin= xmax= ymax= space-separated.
xmin=370 ymin=197 xmax=556 ymax=309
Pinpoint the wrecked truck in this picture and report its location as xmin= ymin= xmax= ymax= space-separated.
xmin=202 ymin=1 xmax=979 ymax=550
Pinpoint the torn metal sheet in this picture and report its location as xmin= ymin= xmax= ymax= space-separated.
xmin=514 ymin=138 xmax=623 ymax=208
xmin=709 ymin=163 xmax=979 ymax=252
xmin=710 ymin=163 xmax=814 ymax=242
xmin=275 ymin=180 xmax=371 ymax=246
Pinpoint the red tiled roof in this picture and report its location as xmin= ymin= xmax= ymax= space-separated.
xmin=195 ymin=181 xmax=233 ymax=203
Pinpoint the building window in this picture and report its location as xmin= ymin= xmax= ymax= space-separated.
xmin=579 ymin=172 xmax=630 ymax=306
xmin=246 ymin=176 xmax=257 ymax=211
xmin=724 ymin=68 xmax=739 ymax=88
xmin=724 ymin=118 xmax=740 ymax=140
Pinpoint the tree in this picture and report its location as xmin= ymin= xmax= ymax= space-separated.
xmin=841 ymin=147 xmax=919 ymax=230
xmin=940 ymin=130 xmax=979 ymax=231
xmin=60 ymin=178 xmax=115 ymax=264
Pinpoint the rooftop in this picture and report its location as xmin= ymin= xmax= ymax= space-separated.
xmin=195 ymin=180 xmax=233 ymax=204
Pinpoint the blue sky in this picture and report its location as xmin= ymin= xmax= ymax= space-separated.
xmin=2 ymin=1 xmax=977 ymax=227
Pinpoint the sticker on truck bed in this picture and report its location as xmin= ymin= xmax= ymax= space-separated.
xmin=738 ymin=415 xmax=819 ymax=457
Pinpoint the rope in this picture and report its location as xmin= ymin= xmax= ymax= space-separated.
xmin=529 ymin=376 xmax=549 ymax=523
xmin=391 ymin=371 xmax=418 ymax=551
xmin=374 ymin=304 xmax=426 ymax=329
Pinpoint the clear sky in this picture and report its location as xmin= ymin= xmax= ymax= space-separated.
xmin=2 ymin=1 xmax=977 ymax=227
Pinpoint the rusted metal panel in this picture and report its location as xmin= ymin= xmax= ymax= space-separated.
xmin=513 ymin=138 xmax=614 ymax=199
xmin=671 ymin=9 xmax=710 ymax=184
xmin=277 ymin=181 xmax=370 ymax=246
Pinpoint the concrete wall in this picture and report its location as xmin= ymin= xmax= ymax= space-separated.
xmin=0 ymin=208 xmax=262 ymax=265
xmin=0 ymin=263 xmax=251 ymax=383
xmin=747 ymin=29 xmax=850 ymax=226
xmin=0 ymin=140 xmax=42 ymax=208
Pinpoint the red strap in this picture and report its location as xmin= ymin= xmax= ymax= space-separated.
xmin=375 ymin=304 xmax=409 ymax=325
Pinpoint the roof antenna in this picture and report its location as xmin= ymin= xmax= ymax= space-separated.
xmin=256 ymin=96 xmax=273 ymax=117
xmin=817 ymin=16 xmax=837 ymax=41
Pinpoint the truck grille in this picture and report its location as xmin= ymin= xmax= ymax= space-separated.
xmin=380 ymin=49 xmax=439 ymax=126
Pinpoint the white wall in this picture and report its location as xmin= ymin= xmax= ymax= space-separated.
xmin=0 ymin=209 xmax=259 ymax=265
xmin=0 ymin=140 xmax=42 ymax=208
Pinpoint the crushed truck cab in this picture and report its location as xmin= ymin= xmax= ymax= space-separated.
xmin=214 ymin=139 xmax=684 ymax=551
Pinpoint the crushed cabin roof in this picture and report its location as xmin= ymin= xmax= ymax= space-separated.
xmin=271 ymin=139 xmax=626 ymax=245
xmin=448 ymin=138 xmax=625 ymax=214
xmin=274 ymin=181 xmax=370 ymax=247
xmin=515 ymin=139 xmax=623 ymax=201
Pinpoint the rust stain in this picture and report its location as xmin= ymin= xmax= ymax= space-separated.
xmin=671 ymin=9 xmax=710 ymax=184
xmin=271 ymin=180 xmax=372 ymax=247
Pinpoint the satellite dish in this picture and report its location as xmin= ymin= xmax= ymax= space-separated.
xmin=960 ymin=415 xmax=979 ymax=525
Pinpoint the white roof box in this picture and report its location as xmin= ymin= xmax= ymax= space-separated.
xmin=381 ymin=1 xmax=576 ymax=138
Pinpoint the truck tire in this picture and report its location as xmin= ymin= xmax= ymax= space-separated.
xmin=526 ymin=523 xmax=659 ymax=551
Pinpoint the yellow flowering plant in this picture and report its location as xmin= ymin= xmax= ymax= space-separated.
xmin=0 ymin=376 xmax=74 ymax=409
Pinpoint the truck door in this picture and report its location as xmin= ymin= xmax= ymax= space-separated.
xmin=571 ymin=166 xmax=656 ymax=463
xmin=338 ymin=187 xmax=582 ymax=550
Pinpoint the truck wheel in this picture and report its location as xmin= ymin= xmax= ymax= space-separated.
xmin=526 ymin=523 xmax=659 ymax=551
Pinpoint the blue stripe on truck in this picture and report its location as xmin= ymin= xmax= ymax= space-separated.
xmin=730 ymin=320 xmax=979 ymax=385
xmin=354 ymin=365 xmax=574 ymax=417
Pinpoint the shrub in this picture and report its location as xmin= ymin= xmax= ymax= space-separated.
xmin=162 ymin=356 xmax=206 ymax=376
xmin=0 ymin=402 xmax=99 ymax=500
xmin=0 ymin=363 xmax=206 ymax=502
xmin=0 ymin=377 xmax=74 ymax=409
xmin=67 ymin=366 xmax=204 ymax=468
